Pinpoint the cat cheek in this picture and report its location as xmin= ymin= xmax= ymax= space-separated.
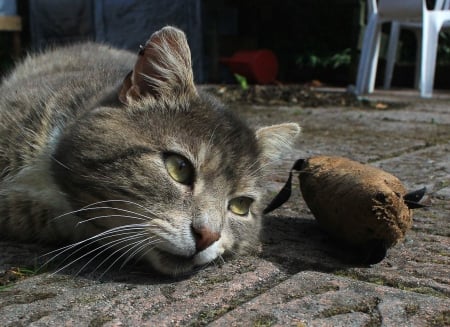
xmin=217 ymin=231 xmax=235 ymax=253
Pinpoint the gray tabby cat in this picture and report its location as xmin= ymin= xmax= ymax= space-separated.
xmin=0 ymin=26 xmax=300 ymax=275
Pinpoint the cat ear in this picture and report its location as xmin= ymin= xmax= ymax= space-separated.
xmin=256 ymin=123 xmax=301 ymax=164
xmin=119 ymin=26 xmax=197 ymax=104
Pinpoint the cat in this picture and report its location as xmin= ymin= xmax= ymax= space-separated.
xmin=0 ymin=26 xmax=300 ymax=276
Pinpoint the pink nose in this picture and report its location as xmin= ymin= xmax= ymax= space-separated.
xmin=192 ymin=226 xmax=220 ymax=252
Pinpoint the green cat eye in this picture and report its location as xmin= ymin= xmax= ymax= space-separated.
xmin=164 ymin=154 xmax=194 ymax=185
xmin=228 ymin=197 xmax=253 ymax=216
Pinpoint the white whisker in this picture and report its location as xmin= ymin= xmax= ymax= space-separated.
xmin=56 ymin=229 xmax=147 ymax=268
xmin=41 ymin=224 xmax=149 ymax=268
xmin=42 ymin=224 xmax=149 ymax=257
xmin=48 ymin=231 xmax=145 ymax=275
xmin=205 ymin=123 xmax=221 ymax=153
xmin=52 ymin=205 xmax=154 ymax=222
xmin=76 ymin=233 xmax=148 ymax=276
xmin=82 ymin=199 xmax=157 ymax=215
xmin=248 ymin=157 xmax=286 ymax=178
xmin=218 ymin=255 xmax=226 ymax=265
xmin=97 ymin=236 xmax=158 ymax=278
xmin=133 ymin=240 xmax=161 ymax=264
xmin=119 ymin=238 xmax=158 ymax=269
xmin=76 ymin=214 xmax=148 ymax=226
xmin=50 ymin=155 xmax=73 ymax=172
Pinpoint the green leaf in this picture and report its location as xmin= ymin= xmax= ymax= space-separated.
xmin=234 ymin=74 xmax=248 ymax=90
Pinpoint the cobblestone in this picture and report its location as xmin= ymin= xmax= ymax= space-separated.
xmin=1 ymin=88 xmax=449 ymax=326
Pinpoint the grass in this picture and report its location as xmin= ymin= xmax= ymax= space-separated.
xmin=0 ymin=266 xmax=41 ymax=291
xmin=252 ymin=313 xmax=277 ymax=327
xmin=428 ymin=310 xmax=450 ymax=327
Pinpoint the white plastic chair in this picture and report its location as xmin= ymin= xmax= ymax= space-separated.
xmin=356 ymin=0 xmax=450 ymax=98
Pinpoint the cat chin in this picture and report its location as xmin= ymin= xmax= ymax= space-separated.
xmin=142 ymin=242 xmax=224 ymax=276
xmin=193 ymin=242 xmax=222 ymax=266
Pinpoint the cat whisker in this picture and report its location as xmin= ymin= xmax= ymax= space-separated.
xmin=96 ymin=235 xmax=159 ymax=279
xmin=246 ymin=157 xmax=263 ymax=173
xmin=81 ymin=199 xmax=157 ymax=216
xmin=247 ymin=157 xmax=287 ymax=178
xmin=76 ymin=233 xmax=151 ymax=276
xmin=52 ymin=205 xmax=155 ymax=222
xmin=205 ymin=123 xmax=221 ymax=153
xmin=196 ymin=257 xmax=219 ymax=273
xmin=65 ymin=234 xmax=143 ymax=275
xmin=210 ymin=258 xmax=220 ymax=269
xmin=51 ymin=230 xmax=152 ymax=276
xmin=50 ymin=155 xmax=73 ymax=172
xmin=119 ymin=237 xmax=157 ymax=269
xmin=224 ymin=248 xmax=240 ymax=258
xmin=41 ymin=224 xmax=149 ymax=268
xmin=42 ymin=223 xmax=149 ymax=256
xmin=75 ymin=214 xmax=148 ymax=226
xmin=132 ymin=239 xmax=162 ymax=265
xmin=217 ymin=255 xmax=226 ymax=265
xmin=54 ymin=229 xmax=148 ymax=269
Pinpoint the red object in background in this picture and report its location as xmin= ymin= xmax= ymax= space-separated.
xmin=220 ymin=49 xmax=278 ymax=84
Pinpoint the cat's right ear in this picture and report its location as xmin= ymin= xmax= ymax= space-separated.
xmin=256 ymin=123 xmax=301 ymax=165
xmin=119 ymin=26 xmax=197 ymax=105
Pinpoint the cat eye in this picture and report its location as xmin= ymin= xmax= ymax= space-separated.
xmin=164 ymin=153 xmax=195 ymax=185
xmin=228 ymin=197 xmax=253 ymax=216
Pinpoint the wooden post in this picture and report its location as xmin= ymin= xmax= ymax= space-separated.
xmin=0 ymin=15 xmax=22 ymax=58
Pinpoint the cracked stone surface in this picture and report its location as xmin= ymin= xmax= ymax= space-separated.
xmin=1 ymin=88 xmax=449 ymax=326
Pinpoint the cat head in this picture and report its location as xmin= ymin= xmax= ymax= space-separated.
xmin=52 ymin=26 xmax=300 ymax=275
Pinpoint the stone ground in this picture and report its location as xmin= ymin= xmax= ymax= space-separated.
xmin=0 ymin=87 xmax=449 ymax=326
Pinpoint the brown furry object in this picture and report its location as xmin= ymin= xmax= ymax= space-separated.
xmin=265 ymin=156 xmax=426 ymax=264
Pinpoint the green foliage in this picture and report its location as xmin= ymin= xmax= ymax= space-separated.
xmin=234 ymin=73 xmax=248 ymax=90
xmin=296 ymin=48 xmax=352 ymax=69
xmin=438 ymin=32 xmax=450 ymax=64
xmin=395 ymin=31 xmax=450 ymax=64
xmin=0 ymin=266 xmax=41 ymax=291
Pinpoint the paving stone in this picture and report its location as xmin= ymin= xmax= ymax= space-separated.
xmin=1 ymin=89 xmax=449 ymax=326
xmin=212 ymin=271 xmax=450 ymax=327
xmin=0 ymin=256 xmax=287 ymax=326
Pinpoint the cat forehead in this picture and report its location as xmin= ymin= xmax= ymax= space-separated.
xmin=126 ymin=94 xmax=259 ymax=152
xmin=128 ymin=94 xmax=263 ymax=180
xmin=164 ymin=112 xmax=262 ymax=181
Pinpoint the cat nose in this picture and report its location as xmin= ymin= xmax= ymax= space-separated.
xmin=192 ymin=226 xmax=220 ymax=252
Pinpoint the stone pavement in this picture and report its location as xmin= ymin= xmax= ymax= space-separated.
xmin=1 ymin=88 xmax=449 ymax=326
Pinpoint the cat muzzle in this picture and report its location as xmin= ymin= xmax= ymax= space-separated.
xmin=192 ymin=226 xmax=221 ymax=252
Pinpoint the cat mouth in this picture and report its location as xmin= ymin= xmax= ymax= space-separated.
xmin=153 ymin=247 xmax=196 ymax=263
xmin=151 ymin=244 xmax=220 ymax=273
xmin=148 ymin=247 xmax=199 ymax=275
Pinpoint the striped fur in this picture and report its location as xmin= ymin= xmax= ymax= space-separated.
xmin=0 ymin=27 xmax=300 ymax=275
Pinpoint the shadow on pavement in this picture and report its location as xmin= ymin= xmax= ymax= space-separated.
xmin=260 ymin=214 xmax=372 ymax=274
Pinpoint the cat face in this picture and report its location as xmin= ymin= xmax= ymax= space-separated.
xmin=52 ymin=27 xmax=300 ymax=275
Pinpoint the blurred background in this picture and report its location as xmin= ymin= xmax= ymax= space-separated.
xmin=1 ymin=0 xmax=450 ymax=89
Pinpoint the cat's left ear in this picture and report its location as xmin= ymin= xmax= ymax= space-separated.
xmin=119 ymin=26 xmax=197 ymax=104
xmin=256 ymin=123 xmax=301 ymax=164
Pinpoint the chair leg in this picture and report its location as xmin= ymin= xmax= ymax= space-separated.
xmin=420 ymin=16 xmax=440 ymax=98
xmin=414 ymin=29 xmax=422 ymax=90
xmin=384 ymin=22 xmax=401 ymax=89
xmin=356 ymin=15 xmax=381 ymax=95
xmin=367 ymin=24 xmax=382 ymax=93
